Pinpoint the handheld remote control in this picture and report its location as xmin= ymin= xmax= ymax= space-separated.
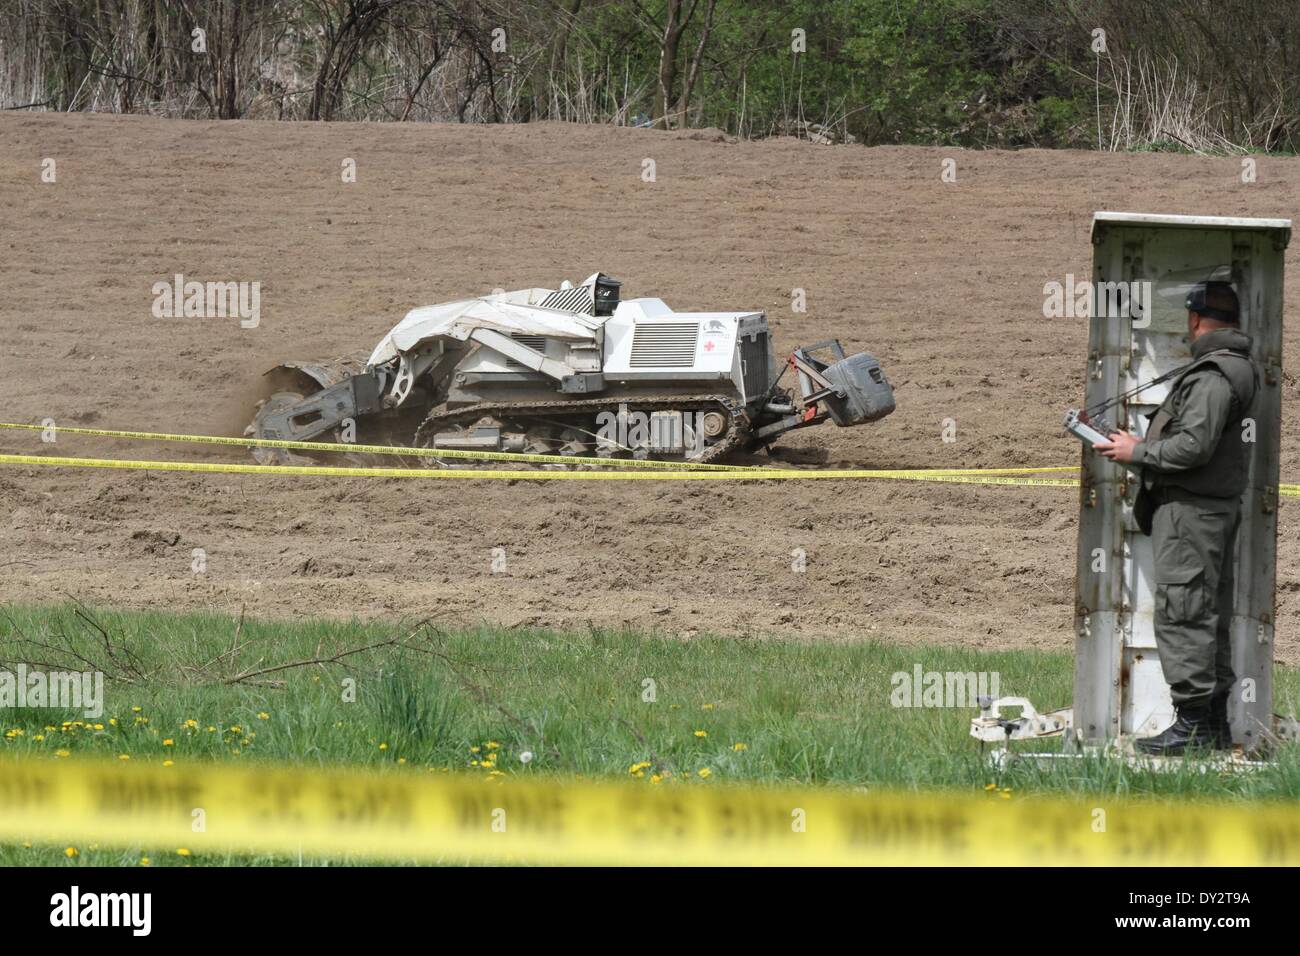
xmin=1063 ymin=408 xmax=1110 ymax=446
xmin=1066 ymin=409 xmax=1142 ymax=473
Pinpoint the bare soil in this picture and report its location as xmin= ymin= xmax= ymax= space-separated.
xmin=2 ymin=113 xmax=1299 ymax=661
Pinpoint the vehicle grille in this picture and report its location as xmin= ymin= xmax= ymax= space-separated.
xmin=739 ymin=332 xmax=770 ymax=399
xmin=630 ymin=323 xmax=699 ymax=367
xmin=540 ymin=286 xmax=594 ymax=314
xmin=504 ymin=333 xmax=547 ymax=370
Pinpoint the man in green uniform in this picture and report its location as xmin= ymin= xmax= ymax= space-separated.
xmin=1094 ymin=280 xmax=1259 ymax=755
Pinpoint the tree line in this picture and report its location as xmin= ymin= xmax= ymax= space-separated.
xmin=3 ymin=0 xmax=1298 ymax=152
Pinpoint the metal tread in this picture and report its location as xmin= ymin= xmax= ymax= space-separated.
xmin=413 ymin=394 xmax=752 ymax=465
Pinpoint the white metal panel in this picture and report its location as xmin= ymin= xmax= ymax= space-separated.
xmin=603 ymin=300 xmax=754 ymax=376
xmin=368 ymin=296 xmax=601 ymax=367
xmin=1092 ymin=211 xmax=1292 ymax=236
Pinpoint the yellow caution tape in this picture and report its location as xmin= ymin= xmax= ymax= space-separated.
xmin=0 ymin=421 xmax=751 ymax=472
xmin=0 ymin=756 xmax=1295 ymax=865
xmin=0 ymin=420 xmax=1083 ymax=477
xmin=5 ymin=421 xmax=1293 ymax=496
xmin=5 ymin=450 xmax=1297 ymax=497
xmin=0 ymin=452 xmax=1080 ymax=485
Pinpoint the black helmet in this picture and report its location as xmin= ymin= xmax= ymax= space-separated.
xmin=1185 ymin=280 xmax=1239 ymax=324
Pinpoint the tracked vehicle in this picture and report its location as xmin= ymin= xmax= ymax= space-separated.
xmin=246 ymin=273 xmax=895 ymax=464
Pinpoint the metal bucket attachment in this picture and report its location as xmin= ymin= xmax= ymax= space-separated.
xmin=821 ymin=352 xmax=896 ymax=426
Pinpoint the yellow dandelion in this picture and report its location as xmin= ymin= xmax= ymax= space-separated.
xmin=93 ymin=723 xmax=104 ymax=731
xmin=33 ymin=734 xmax=44 ymax=742
xmin=693 ymin=730 xmax=707 ymax=738
xmin=176 ymin=848 xmax=191 ymax=857
xmin=651 ymin=774 xmax=664 ymax=784
xmin=697 ymin=767 xmax=712 ymax=779
xmin=163 ymin=739 xmax=174 ymax=746
xmin=163 ymin=760 xmax=174 ymax=767
xmin=64 ymin=847 xmax=78 ymax=858
xmin=55 ymin=749 xmax=70 ymax=758
xmin=118 ymin=754 xmax=130 ymax=761
xmin=984 ymin=783 xmax=997 ymax=791
xmin=732 ymin=742 xmax=748 ymax=751
xmin=378 ymin=742 xmax=388 ymax=750
xmin=131 ymin=706 xmax=142 ymax=713
xmin=486 ymin=741 xmax=500 ymax=750
xmin=702 ymin=703 xmax=714 ymax=711
xmin=397 ymin=757 xmax=407 ymax=765
xmin=139 ymin=857 xmax=150 ymax=867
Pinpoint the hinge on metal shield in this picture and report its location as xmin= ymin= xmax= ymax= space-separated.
xmin=970 ymin=696 xmax=1071 ymax=743
xmin=1276 ymin=714 xmax=1300 ymax=740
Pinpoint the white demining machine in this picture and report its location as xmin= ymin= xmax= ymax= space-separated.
xmin=246 ymin=272 xmax=896 ymax=464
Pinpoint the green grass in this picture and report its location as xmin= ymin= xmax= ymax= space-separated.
xmin=1127 ymin=140 xmax=1300 ymax=157
xmin=2 ymin=602 xmax=1299 ymax=865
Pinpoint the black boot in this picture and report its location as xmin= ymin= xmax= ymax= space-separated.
xmin=1208 ymin=693 xmax=1233 ymax=751
xmin=1135 ymin=703 xmax=1214 ymax=756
